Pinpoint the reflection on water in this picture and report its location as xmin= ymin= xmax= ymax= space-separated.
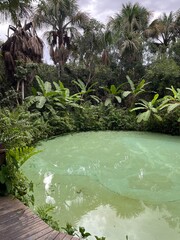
xmin=22 ymin=131 xmax=180 ymax=240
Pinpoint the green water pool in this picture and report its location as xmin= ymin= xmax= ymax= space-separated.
xmin=22 ymin=131 xmax=180 ymax=240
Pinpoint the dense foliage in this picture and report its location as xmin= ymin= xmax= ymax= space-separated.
xmin=0 ymin=1 xmax=179 ymax=238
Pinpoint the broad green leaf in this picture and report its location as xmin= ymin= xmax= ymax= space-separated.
xmin=36 ymin=96 xmax=46 ymax=109
xmin=110 ymin=85 xmax=117 ymax=94
xmin=44 ymin=81 xmax=52 ymax=93
xmin=154 ymin=114 xmax=162 ymax=121
xmin=53 ymin=81 xmax=60 ymax=91
xmin=137 ymin=112 xmax=145 ymax=123
xmin=137 ymin=79 xmax=145 ymax=90
xmin=167 ymin=103 xmax=180 ymax=113
xmin=151 ymin=107 xmax=158 ymax=113
xmin=137 ymin=110 xmax=150 ymax=122
xmin=115 ymin=96 xmax=122 ymax=103
xmin=151 ymin=94 xmax=159 ymax=105
xmin=73 ymin=79 xmax=86 ymax=91
xmin=105 ymin=98 xmax=112 ymax=106
xmin=122 ymin=91 xmax=131 ymax=98
xmin=126 ymin=75 xmax=135 ymax=91
xmin=143 ymin=110 xmax=151 ymax=121
xmin=59 ymin=81 xmax=65 ymax=90
xmin=35 ymin=75 xmax=45 ymax=94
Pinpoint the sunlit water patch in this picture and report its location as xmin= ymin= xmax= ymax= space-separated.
xmin=22 ymin=131 xmax=180 ymax=240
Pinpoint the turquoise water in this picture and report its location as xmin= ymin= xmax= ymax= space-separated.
xmin=22 ymin=131 xmax=180 ymax=240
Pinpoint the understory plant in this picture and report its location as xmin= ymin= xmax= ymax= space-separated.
xmin=130 ymin=93 xmax=162 ymax=123
xmin=0 ymin=146 xmax=38 ymax=205
xmin=159 ymin=86 xmax=180 ymax=122
xmin=36 ymin=204 xmax=60 ymax=231
xmin=62 ymin=223 xmax=106 ymax=240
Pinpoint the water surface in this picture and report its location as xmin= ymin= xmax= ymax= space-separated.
xmin=22 ymin=131 xmax=180 ymax=240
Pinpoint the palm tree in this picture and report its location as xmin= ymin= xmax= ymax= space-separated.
xmin=33 ymin=0 xmax=89 ymax=73
xmin=108 ymin=3 xmax=151 ymax=70
xmin=1 ymin=22 xmax=43 ymax=102
xmin=0 ymin=0 xmax=32 ymax=24
xmin=144 ymin=11 xmax=180 ymax=53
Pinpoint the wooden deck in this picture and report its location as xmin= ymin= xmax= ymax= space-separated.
xmin=0 ymin=196 xmax=79 ymax=240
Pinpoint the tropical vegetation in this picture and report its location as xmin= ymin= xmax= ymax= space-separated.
xmin=0 ymin=0 xmax=179 ymax=239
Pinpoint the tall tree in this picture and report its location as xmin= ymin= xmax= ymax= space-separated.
xmin=71 ymin=18 xmax=106 ymax=84
xmin=0 ymin=0 xmax=32 ymax=24
xmin=144 ymin=10 xmax=180 ymax=54
xmin=33 ymin=0 xmax=89 ymax=74
xmin=108 ymin=3 xmax=151 ymax=76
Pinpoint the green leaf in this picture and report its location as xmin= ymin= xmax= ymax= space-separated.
xmin=54 ymin=102 xmax=66 ymax=109
xmin=151 ymin=94 xmax=159 ymax=105
xmin=126 ymin=75 xmax=135 ymax=91
xmin=53 ymin=81 xmax=60 ymax=91
xmin=139 ymin=99 xmax=148 ymax=106
xmin=144 ymin=110 xmax=151 ymax=121
xmin=130 ymin=106 xmax=146 ymax=112
xmin=110 ymin=85 xmax=117 ymax=94
xmin=137 ymin=113 xmax=145 ymax=123
xmin=167 ymin=103 xmax=180 ymax=113
xmin=36 ymin=96 xmax=46 ymax=109
xmin=151 ymin=107 xmax=158 ymax=113
xmin=44 ymin=81 xmax=52 ymax=93
xmin=154 ymin=114 xmax=162 ymax=121
xmin=105 ymin=98 xmax=112 ymax=106
xmin=122 ymin=91 xmax=131 ymax=98
xmin=35 ymin=75 xmax=45 ymax=94
xmin=137 ymin=110 xmax=151 ymax=122
xmin=73 ymin=79 xmax=86 ymax=92
xmin=115 ymin=96 xmax=122 ymax=103
xmin=137 ymin=79 xmax=145 ymax=90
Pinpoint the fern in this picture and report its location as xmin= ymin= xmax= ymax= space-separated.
xmin=7 ymin=146 xmax=41 ymax=167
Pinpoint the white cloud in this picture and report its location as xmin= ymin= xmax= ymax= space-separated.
xmin=78 ymin=0 xmax=180 ymax=23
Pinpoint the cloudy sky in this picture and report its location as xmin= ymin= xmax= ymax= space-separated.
xmin=77 ymin=0 xmax=180 ymax=23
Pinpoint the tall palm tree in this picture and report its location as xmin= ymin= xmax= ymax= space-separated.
xmin=33 ymin=0 xmax=89 ymax=73
xmin=108 ymin=3 xmax=151 ymax=72
xmin=0 ymin=0 xmax=32 ymax=24
xmin=144 ymin=11 xmax=180 ymax=53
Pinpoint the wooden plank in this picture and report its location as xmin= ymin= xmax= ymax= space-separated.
xmin=23 ymin=226 xmax=54 ymax=240
xmin=3 ymin=222 xmax=50 ymax=240
xmin=0 ymin=213 xmax=41 ymax=231
xmin=0 ymin=196 xmax=80 ymax=240
xmin=54 ymin=232 xmax=79 ymax=240
xmin=54 ymin=233 xmax=72 ymax=240
xmin=0 ymin=209 xmax=38 ymax=227
xmin=1 ymin=217 xmax=44 ymax=238
xmin=38 ymin=230 xmax=59 ymax=240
